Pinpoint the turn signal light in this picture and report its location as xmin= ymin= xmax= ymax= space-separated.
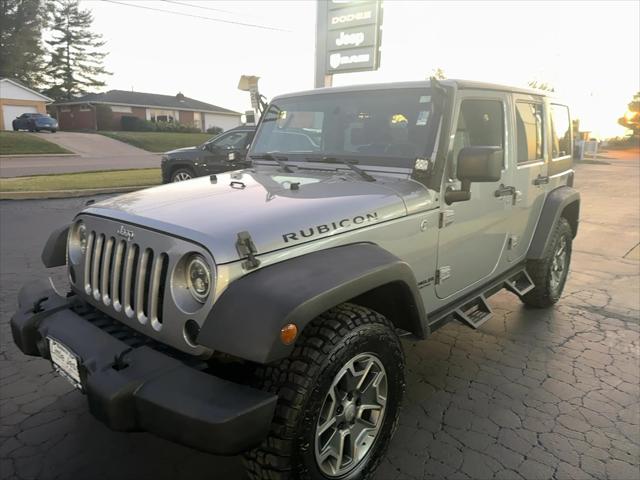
xmin=280 ymin=323 xmax=298 ymax=345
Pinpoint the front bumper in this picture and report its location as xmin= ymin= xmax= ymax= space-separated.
xmin=10 ymin=280 xmax=277 ymax=455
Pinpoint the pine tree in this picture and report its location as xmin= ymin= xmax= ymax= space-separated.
xmin=44 ymin=0 xmax=110 ymax=100
xmin=0 ymin=0 xmax=47 ymax=88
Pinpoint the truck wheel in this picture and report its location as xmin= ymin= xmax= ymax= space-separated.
xmin=244 ymin=303 xmax=405 ymax=480
xmin=522 ymin=217 xmax=573 ymax=308
xmin=171 ymin=168 xmax=194 ymax=182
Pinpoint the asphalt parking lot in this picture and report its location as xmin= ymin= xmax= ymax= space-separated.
xmin=0 ymin=151 xmax=638 ymax=480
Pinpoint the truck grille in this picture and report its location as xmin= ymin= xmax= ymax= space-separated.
xmin=83 ymin=231 xmax=168 ymax=331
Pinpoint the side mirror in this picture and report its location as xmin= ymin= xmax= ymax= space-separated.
xmin=445 ymin=146 xmax=503 ymax=204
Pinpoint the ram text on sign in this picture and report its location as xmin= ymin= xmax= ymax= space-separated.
xmin=327 ymin=47 xmax=376 ymax=72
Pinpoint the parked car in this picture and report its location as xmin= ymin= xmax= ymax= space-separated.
xmin=12 ymin=113 xmax=58 ymax=132
xmin=12 ymin=80 xmax=578 ymax=480
xmin=161 ymin=126 xmax=256 ymax=183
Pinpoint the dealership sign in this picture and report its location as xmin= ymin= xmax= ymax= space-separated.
xmin=323 ymin=1 xmax=382 ymax=74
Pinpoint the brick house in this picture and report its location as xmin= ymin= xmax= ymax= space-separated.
xmin=0 ymin=78 xmax=53 ymax=130
xmin=51 ymin=90 xmax=241 ymax=132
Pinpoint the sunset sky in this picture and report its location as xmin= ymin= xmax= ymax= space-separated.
xmin=84 ymin=0 xmax=639 ymax=138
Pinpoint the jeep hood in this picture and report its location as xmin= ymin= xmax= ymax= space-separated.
xmin=83 ymin=168 xmax=432 ymax=264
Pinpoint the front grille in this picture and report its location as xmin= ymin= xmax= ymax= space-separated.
xmin=83 ymin=231 xmax=168 ymax=331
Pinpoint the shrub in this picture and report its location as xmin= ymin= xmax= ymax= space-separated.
xmin=206 ymin=126 xmax=223 ymax=135
xmin=154 ymin=121 xmax=201 ymax=133
xmin=121 ymin=116 xmax=155 ymax=131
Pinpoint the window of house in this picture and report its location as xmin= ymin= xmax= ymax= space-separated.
xmin=192 ymin=112 xmax=202 ymax=129
xmin=149 ymin=109 xmax=177 ymax=123
xmin=111 ymin=105 xmax=132 ymax=113
xmin=515 ymin=102 xmax=544 ymax=163
xmin=451 ymin=99 xmax=504 ymax=166
xmin=551 ymin=104 xmax=571 ymax=159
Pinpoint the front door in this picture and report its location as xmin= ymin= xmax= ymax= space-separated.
xmin=507 ymin=95 xmax=548 ymax=262
xmin=204 ymin=130 xmax=251 ymax=173
xmin=436 ymin=92 xmax=513 ymax=299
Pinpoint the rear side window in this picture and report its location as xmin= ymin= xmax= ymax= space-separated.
xmin=452 ymin=99 xmax=504 ymax=164
xmin=515 ymin=102 xmax=544 ymax=163
xmin=551 ymin=104 xmax=571 ymax=158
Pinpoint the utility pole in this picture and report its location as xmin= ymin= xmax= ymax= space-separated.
xmin=314 ymin=1 xmax=332 ymax=88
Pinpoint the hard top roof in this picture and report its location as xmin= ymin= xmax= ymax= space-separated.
xmin=272 ymin=79 xmax=557 ymax=101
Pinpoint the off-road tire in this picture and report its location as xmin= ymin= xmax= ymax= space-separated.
xmin=522 ymin=217 xmax=573 ymax=308
xmin=170 ymin=167 xmax=195 ymax=182
xmin=244 ymin=303 xmax=405 ymax=480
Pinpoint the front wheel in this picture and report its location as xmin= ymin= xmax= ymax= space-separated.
xmin=522 ymin=217 xmax=573 ymax=308
xmin=245 ymin=303 xmax=405 ymax=480
xmin=171 ymin=167 xmax=195 ymax=182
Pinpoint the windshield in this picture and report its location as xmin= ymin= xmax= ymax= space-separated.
xmin=251 ymin=88 xmax=436 ymax=168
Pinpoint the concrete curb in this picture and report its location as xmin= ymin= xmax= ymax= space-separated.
xmin=0 ymin=153 xmax=80 ymax=158
xmin=0 ymin=185 xmax=156 ymax=200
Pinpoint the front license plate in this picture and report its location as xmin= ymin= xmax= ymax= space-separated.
xmin=48 ymin=337 xmax=82 ymax=389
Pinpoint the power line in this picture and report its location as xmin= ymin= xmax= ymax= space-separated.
xmin=101 ymin=0 xmax=290 ymax=32
xmin=160 ymin=0 xmax=241 ymax=16
xmin=161 ymin=0 xmax=267 ymax=21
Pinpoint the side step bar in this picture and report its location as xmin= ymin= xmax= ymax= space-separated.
xmin=427 ymin=266 xmax=536 ymax=332
xmin=504 ymin=270 xmax=535 ymax=297
xmin=454 ymin=294 xmax=493 ymax=329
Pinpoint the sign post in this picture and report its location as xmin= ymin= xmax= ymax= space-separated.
xmin=315 ymin=0 xmax=383 ymax=88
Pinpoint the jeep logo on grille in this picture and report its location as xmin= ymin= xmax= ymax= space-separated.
xmin=117 ymin=225 xmax=135 ymax=241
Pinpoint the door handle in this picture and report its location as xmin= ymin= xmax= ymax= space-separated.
xmin=533 ymin=175 xmax=549 ymax=185
xmin=494 ymin=184 xmax=516 ymax=197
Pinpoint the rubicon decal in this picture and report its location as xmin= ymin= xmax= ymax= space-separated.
xmin=282 ymin=212 xmax=379 ymax=243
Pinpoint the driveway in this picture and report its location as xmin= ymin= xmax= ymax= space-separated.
xmin=0 ymin=151 xmax=638 ymax=480
xmin=0 ymin=132 xmax=160 ymax=178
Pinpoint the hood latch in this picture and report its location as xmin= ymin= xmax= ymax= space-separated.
xmin=236 ymin=231 xmax=261 ymax=270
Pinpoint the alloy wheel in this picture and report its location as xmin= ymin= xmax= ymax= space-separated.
xmin=314 ymin=352 xmax=387 ymax=477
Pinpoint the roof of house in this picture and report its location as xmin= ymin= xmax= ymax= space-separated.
xmin=0 ymin=78 xmax=54 ymax=102
xmin=53 ymin=89 xmax=240 ymax=115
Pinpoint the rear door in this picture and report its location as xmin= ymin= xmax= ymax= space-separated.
xmin=436 ymin=91 xmax=513 ymax=299
xmin=507 ymin=94 xmax=549 ymax=261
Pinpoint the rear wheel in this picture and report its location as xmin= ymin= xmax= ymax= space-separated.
xmin=171 ymin=167 xmax=195 ymax=182
xmin=244 ymin=303 xmax=405 ymax=480
xmin=522 ymin=217 xmax=573 ymax=308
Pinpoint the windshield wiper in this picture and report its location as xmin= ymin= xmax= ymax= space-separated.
xmin=307 ymin=156 xmax=376 ymax=182
xmin=250 ymin=153 xmax=293 ymax=173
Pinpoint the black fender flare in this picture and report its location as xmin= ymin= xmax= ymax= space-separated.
xmin=197 ymin=243 xmax=427 ymax=364
xmin=528 ymin=186 xmax=580 ymax=259
xmin=41 ymin=224 xmax=69 ymax=268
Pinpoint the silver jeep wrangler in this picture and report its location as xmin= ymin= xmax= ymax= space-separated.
xmin=12 ymin=79 xmax=579 ymax=480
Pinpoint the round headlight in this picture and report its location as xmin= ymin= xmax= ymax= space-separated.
xmin=186 ymin=255 xmax=211 ymax=303
xmin=68 ymin=220 xmax=88 ymax=265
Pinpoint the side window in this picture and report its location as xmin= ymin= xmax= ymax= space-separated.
xmin=551 ymin=104 xmax=571 ymax=158
xmin=452 ymin=99 xmax=504 ymax=166
xmin=212 ymin=132 xmax=247 ymax=149
xmin=515 ymin=102 xmax=544 ymax=163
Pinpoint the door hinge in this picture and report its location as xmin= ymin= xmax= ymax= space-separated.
xmin=236 ymin=231 xmax=261 ymax=270
xmin=439 ymin=210 xmax=455 ymax=228
xmin=508 ymin=234 xmax=519 ymax=250
xmin=435 ymin=266 xmax=451 ymax=284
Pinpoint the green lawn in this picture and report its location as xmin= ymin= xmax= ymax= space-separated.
xmin=0 ymin=168 xmax=161 ymax=192
xmin=0 ymin=132 xmax=72 ymax=155
xmin=100 ymin=131 xmax=213 ymax=152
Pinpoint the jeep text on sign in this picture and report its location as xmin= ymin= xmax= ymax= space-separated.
xmin=327 ymin=24 xmax=376 ymax=50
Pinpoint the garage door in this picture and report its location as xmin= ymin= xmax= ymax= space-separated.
xmin=2 ymin=105 xmax=37 ymax=130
